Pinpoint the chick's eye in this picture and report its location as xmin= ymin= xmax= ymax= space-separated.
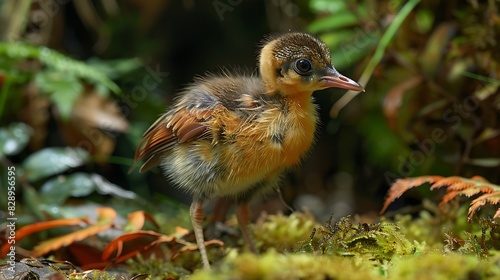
xmin=294 ymin=59 xmax=313 ymax=75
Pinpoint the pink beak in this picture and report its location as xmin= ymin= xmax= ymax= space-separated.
xmin=320 ymin=67 xmax=364 ymax=92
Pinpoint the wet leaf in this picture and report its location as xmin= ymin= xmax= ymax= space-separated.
xmin=39 ymin=173 xmax=98 ymax=205
xmin=39 ymin=172 xmax=137 ymax=205
xmin=0 ymin=122 xmax=32 ymax=156
xmin=22 ymin=147 xmax=90 ymax=182
xmin=90 ymin=173 xmax=138 ymax=200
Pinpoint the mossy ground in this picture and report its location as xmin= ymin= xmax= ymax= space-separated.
xmin=3 ymin=203 xmax=500 ymax=280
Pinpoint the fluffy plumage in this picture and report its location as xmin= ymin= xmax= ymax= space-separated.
xmin=134 ymin=32 xmax=364 ymax=269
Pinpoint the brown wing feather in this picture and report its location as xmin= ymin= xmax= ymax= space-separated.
xmin=134 ymin=108 xmax=213 ymax=173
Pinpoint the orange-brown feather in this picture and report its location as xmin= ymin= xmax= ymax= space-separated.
xmin=135 ymin=108 xmax=214 ymax=172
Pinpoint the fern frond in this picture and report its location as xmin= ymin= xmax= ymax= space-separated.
xmin=469 ymin=192 xmax=500 ymax=219
xmin=380 ymin=176 xmax=443 ymax=213
xmin=0 ymin=42 xmax=121 ymax=94
xmin=381 ymin=175 xmax=500 ymax=220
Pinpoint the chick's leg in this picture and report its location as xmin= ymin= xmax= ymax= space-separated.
xmin=236 ymin=203 xmax=257 ymax=253
xmin=190 ymin=200 xmax=210 ymax=269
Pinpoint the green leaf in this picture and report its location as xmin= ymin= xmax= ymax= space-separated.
xmin=330 ymin=36 xmax=377 ymax=69
xmin=0 ymin=42 xmax=121 ymax=94
xmin=35 ymin=71 xmax=82 ymax=120
xmin=40 ymin=172 xmax=137 ymax=205
xmin=91 ymin=173 xmax=138 ymax=199
xmin=0 ymin=122 xmax=32 ymax=156
xmin=309 ymin=0 xmax=347 ymax=13
xmin=22 ymin=147 xmax=90 ymax=182
xmin=87 ymin=57 xmax=143 ymax=80
xmin=309 ymin=13 xmax=359 ymax=33
xmin=39 ymin=172 xmax=96 ymax=205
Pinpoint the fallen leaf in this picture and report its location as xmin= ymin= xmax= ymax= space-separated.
xmin=32 ymin=208 xmax=116 ymax=257
xmin=101 ymin=230 xmax=165 ymax=262
xmin=0 ymin=218 xmax=88 ymax=257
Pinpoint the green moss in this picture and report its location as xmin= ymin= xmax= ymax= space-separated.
xmin=126 ymin=254 xmax=190 ymax=280
xmin=388 ymin=251 xmax=500 ymax=280
xmin=302 ymin=216 xmax=415 ymax=261
xmin=190 ymin=250 xmax=382 ymax=280
xmin=252 ymin=211 xmax=319 ymax=252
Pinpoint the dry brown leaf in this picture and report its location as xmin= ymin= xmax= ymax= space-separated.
xmin=0 ymin=217 xmax=89 ymax=257
xmin=73 ymin=89 xmax=129 ymax=132
xmin=32 ymin=223 xmax=114 ymax=257
xmin=101 ymin=230 xmax=165 ymax=262
xmin=101 ymin=226 xmax=222 ymax=265
xmin=58 ymin=88 xmax=129 ymax=158
xmin=64 ymin=242 xmax=104 ymax=269
xmin=30 ymin=208 xmax=116 ymax=257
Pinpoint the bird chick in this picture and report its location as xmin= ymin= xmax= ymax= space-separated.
xmin=134 ymin=32 xmax=364 ymax=269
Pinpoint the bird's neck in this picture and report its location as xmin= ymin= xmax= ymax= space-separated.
xmin=262 ymin=81 xmax=314 ymax=112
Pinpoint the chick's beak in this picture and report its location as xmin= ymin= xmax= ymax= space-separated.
xmin=320 ymin=66 xmax=364 ymax=92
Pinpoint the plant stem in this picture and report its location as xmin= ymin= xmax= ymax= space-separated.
xmin=330 ymin=0 xmax=421 ymax=117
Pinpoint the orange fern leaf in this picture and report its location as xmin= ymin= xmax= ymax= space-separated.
xmin=381 ymin=175 xmax=500 ymax=219
xmin=468 ymin=192 xmax=500 ymax=219
xmin=380 ymin=176 xmax=443 ymax=213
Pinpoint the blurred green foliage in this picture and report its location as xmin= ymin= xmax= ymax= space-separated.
xmin=0 ymin=0 xmax=499 ymax=278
